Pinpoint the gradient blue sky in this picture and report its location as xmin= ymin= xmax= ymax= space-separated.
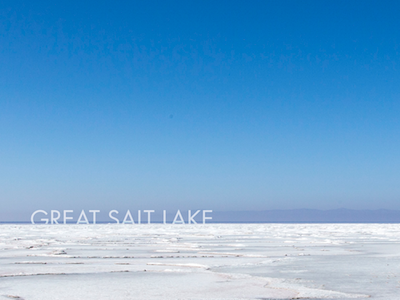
xmin=1 ymin=0 xmax=400 ymax=218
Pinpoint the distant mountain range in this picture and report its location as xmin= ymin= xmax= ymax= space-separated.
xmin=212 ymin=209 xmax=400 ymax=223
xmin=1 ymin=208 xmax=400 ymax=223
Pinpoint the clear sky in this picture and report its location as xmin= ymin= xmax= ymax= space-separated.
xmin=1 ymin=1 xmax=400 ymax=219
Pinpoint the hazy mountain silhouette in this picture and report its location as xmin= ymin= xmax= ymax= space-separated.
xmin=212 ymin=208 xmax=400 ymax=223
xmin=2 ymin=208 xmax=400 ymax=223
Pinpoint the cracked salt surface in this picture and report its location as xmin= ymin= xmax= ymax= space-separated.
xmin=0 ymin=224 xmax=399 ymax=299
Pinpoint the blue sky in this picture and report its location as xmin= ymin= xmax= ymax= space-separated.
xmin=1 ymin=0 xmax=400 ymax=218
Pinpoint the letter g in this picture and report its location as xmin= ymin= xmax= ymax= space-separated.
xmin=31 ymin=210 xmax=49 ymax=224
